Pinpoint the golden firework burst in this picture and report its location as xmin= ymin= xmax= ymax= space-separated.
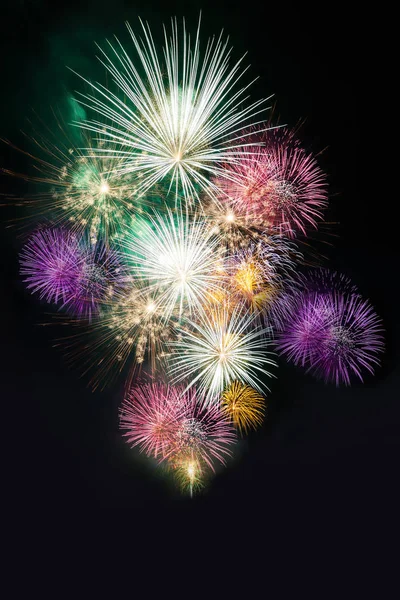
xmin=221 ymin=380 xmax=266 ymax=434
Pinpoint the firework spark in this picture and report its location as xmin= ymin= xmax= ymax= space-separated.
xmin=73 ymin=17 xmax=272 ymax=202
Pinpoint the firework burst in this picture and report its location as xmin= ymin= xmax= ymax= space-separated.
xmin=74 ymin=17 xmax=272 ymax=202
xmin=20 ymin=227 xmax=84 ymax=308
xmin=276 ymin=289 xmax=384 ymax=385
xmin=312 ymin=293 xmax=385 ymax=385
xmin=2 ymin=123 xmax=142 ymax=243
xmin=169 ymin=305 xmax=276 ymax=401
xmin=221 ymin=380 xmax=266 ymax=434
xmin=213 ymin=129 xmax=328 ymax=237
xmin=20 ymin=227 xmax=125 ymax=319
xmin=120 ymin=383 xmax=185 ymax=461
xmin=125 ymin=209 xmax=226 ymax=319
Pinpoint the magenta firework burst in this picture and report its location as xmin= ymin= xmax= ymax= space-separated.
xmin=172 ymin=387 xmax=237 ymax=471
xmin=119 ymin=383 xmax=185 ymax=461
xmin=213 ymin=128 xmax=328 ymax=238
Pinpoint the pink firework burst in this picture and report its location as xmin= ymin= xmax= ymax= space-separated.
xmin=172 ymin=387 xmax=237 ymax=471
xmin=213 ymin=128 xmax=328 ymax=238
xmin=119 ymin=383 xmax=185 ymax=462
xmin=120 ymin=384 xmax=236 ymax=471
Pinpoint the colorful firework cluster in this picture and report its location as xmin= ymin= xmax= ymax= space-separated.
xmin=5 ymin=18 xmax=384 ymax=495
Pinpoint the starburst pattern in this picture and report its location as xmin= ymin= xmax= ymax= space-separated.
xmin=169 ymin=305 xmax=276 ymax=401
xmin=125 ymin=209 xmax=225 ymax=319
xmin=74 ymin=17 xmax=272 ymax=202
xmin=221 ymin=380 xmax=266 ymax=434
xmin=213 ymin=129 xmax=328 ymax=237
xmin=20 ymin=228 xmax=84 ymax=307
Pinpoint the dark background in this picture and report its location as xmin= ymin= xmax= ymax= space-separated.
xmin=1 ymin=0 xmax=397 ymax=568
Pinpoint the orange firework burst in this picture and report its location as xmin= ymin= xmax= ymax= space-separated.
xmin=221 ymin=380 xmax=266 ymax=434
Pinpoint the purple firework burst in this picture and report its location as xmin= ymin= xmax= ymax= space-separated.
xmin=20 ymin=227 xmax=125 ymax=319
xmin=275 ymin=292 xmax=334 ymax=367
xmin=312 ymin=293 xmax=384 ymax=385
xmin=20 ymin=228 xmax=84 ymax=307
xmin=276 ymin=287 xmax=384 ymax=385
xmin=73 ymin=241 xmax=125 ymax=320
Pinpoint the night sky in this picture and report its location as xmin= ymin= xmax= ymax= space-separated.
xmin=1 ymin=0 xmax=398 ymax=565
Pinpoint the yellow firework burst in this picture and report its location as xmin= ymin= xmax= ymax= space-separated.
xmin=221 ymin=380 xmax=266 ymax=434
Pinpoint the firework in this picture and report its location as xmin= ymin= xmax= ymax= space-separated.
xmin=221 ymin=380 xmax=266 ymax=434
xmin=20 ymin=227 xmax=125 ymax=319
xmin=312 ymin=293 xmax=384 ymax=385
xmin=73 ymin=241 xmax=125 ymax=319
xmin=2 ymin=123 xmax=141 ymax=243
xmin=74 ymin=17 xmax=272 ymax=202
xmin=169 ymin=386 xmax=236 ymax=495
xmin=120 ymin=383 xmax=185 ymax=461
xmin=169 ymin=305 xmax=276 ymax=401
xmin=20 ymin=227 xmax=84 ymax=307
xmin=213 ymin=129 xmax=328 ymax=237
xmin=276 ymin=289 xmax=384 ymax=385
xmin=125 ymin=209 xmax=225 ymax=319
xmin=66 ymin=284 xmax=177 ymax=390
xmin=275 ymin=292 xmax=334 ymax=367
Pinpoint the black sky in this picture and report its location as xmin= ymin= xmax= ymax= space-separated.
xmin=1 ymin=0 xmax=398 ymax=570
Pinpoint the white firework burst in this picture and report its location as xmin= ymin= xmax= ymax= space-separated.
xmin=73 ymin=17 xmax=272 ymax=202
xmin=125 ymin=209 xmax=226 ymax=319
xmin=168 ymin=305 xmax=276 ymax=401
